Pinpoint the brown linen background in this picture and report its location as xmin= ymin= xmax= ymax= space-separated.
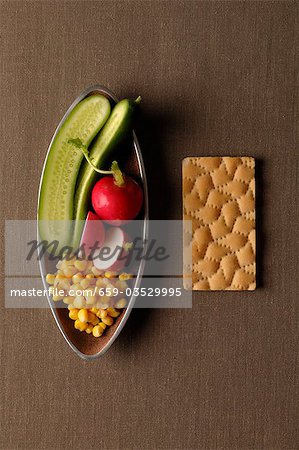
xmin=0 ymin=1 xmax=298 ymax=449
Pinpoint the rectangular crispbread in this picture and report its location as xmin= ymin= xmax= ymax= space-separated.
xmin=183 ymin=157 xmax=256 ymax=290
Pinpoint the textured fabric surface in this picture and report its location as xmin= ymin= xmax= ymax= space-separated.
xmin=183 ymin=157 xmax=256 ymax=290
xmin=0 ymin=1 xmax=298 ymax=449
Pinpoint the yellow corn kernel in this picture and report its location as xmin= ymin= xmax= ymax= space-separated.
xmin=80 ymin=278 xmax=91 ymax=290
xmin=90 ymin=307 xmax=99 ymax=315
xmin=69 ymin=309 xmax=79 ymax=320
xmin=96 ymin=296 xmax=110 ymax=308
xmin=59 ymin=279 xmax=71 ymax=291
xmin=85 ymin=324 xmax=94 ymax=334
xmin=78 ymin=309 xmax=88 ymax=323
xmin=86 ymin=311 xmax=96 ymax=321
xmin=73 ymin=296 xmax=86 ymax=309
xmin=104 ymin=271 xmax=118 ymax=279
xmin=74 ymin=319 xmax=88 ymax=331
xmin=68 ymin=304 xmax=76 ymax=310
xmin=64 ymin=266 xmax=77 ymax=278
xmin=96 ymin=309 xmax=107 ymax=319
xmin=69 ymin=284 xmax=82 ymax=297
xmin=85 ymin=295 xmax=96 ymax=306
xmin=84 ymin=287 xmax=95 ymax=297
xmin=94 ymin=301 xmax=103 ymax=310
xmin=85 ymin=274 xmax=96 ymax=285
xmin=91 ymin=266 xmax=103 ymax=277
xmin=93 ymin=317 xmax=100 ymax=325
xmin=96 ymin=278 xmax=105 ymax=288
xmin=63 ymin=296 xmax=73 ymax=305
xmin=98 ymin=288 xmax=110 ymax=303
xmin=89 ymin=316 xmax=99 ymax=326
xmin=83 ymin=268 xmax=93 ymax=277
xmin=60 ymin=260 xmax=69 ymax=271
xmin=86 ymin=260 xmax=93 ymax=271
xmin=119 ymin=273 xmax=133 ymax=281
xmin=99 ymin=322 xmax=106 ymax=331
xmin=102 ymin=316 xmax=114 ymax=326
xmin=64 ymin=257 xmax=75 ymax=267
xmin=54 ymin=273 xmax=65 ymax=287
xmin=56 ymin=261 xmax=63 ymax=270
xmin=46 ymin=274 xmax=55 ymax=285
xmin=72 ymin=272 xmax=84 ymax=284
xmin=64 ymin=257 xmax=76 ymax=266
xmin=115 ymin=280 xmax=127 ymax=291
xmin=92 ymin=324 xmax=104 ymax=337
xmin=105 ymin=283 xmax=114 ymax=297
xmin=116 ymin=298 xmax=127 ymax=309
xmin=56 ymin=270 xmax=65 ymax=278
xmin=74 ymin=259 xmax=87 ymax=271
xmin=107 ymin=307 xmax=120 ymax=318
xmin=52 ymin=294 xmax=64 ymax=302
xmin=86 ymin=273 xmax=95 ymax=280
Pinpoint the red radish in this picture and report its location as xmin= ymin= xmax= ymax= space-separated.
xmin=68 ymin=141 xmax=143 ymax=224
xmin=93 ymin=227 xmax=131 ymax=271
xmin=92 ymin=175 xmax=143 ymax=225
xmin=80 ymin=211 xmax=105 ymax=257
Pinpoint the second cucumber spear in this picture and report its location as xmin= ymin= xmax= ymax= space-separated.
xmin=72 ymin=96 xmax=141 ymax=248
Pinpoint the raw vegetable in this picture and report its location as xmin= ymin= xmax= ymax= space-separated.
xmin=38 ymin=95 xmax=111 ymax=252
xmin=45 ymin=256 xmax=130 ymax=337
xmin=92 ymin=227 xmax=132 ymax=271
xmin=72 ymin=96 xmax=141 ymax=246
xmin=91 ymin=175 xmax=143 ymax=224
xmin=79 ymin=211 xmax=105 ymax=258
xmin=70 ymin=138 xmax=143 ymax=224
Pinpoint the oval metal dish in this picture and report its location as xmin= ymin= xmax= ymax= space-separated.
xmin=37 ymin=85 xmax=149 ymax=360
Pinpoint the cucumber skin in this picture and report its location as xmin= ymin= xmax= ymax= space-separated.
xmin=72 ymin=98 xmax=137 ymax=248
xmin=38 ymin=95 xmax=111 ymax=251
